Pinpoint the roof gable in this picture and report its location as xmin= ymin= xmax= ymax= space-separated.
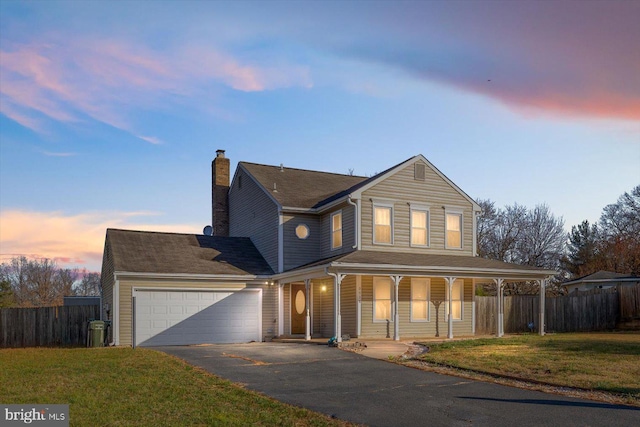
xmin=350 ymin=155 xmax=481 ymax=211
xmin=106 ymin=229 xmax=273 ymax=276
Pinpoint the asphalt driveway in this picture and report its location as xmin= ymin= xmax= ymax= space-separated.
xmin=155 ymin=343 xmax=639 ymax=427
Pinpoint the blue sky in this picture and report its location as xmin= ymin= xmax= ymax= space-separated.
xmin=1 ymin=0 xmax=639 ymax=272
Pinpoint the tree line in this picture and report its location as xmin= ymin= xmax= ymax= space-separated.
xmin=477 ymin=185 xmax=639 ymax=295
xmin=0 ymin=256 xmax=100 ymax=308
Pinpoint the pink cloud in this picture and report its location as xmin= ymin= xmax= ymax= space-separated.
xmin=0 ymin=209 xmax=200 ymax=272
xmin=0 ymin=37 xmax=312 ymax=136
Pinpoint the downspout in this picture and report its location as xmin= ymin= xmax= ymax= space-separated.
xmin=347 ymin=195 xmax=359 ymax=250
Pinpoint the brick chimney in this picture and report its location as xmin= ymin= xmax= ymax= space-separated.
xmin=212 ymin=149 xmax=230 ymax=237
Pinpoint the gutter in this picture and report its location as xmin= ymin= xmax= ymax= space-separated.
xmin=113 ymin=271 xmax=269 ymax=282
xmin=347 ymin=195 xmax=359 ymax=249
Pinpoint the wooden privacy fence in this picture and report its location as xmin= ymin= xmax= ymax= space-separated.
xmin=474 ymin=285 xmax=640 ymax=335
xmin=0 ymin=305 xmax=100 ymax=348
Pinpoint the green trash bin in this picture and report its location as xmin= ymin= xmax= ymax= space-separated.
xmin=89 ymin=320 xmax=105 ymax=347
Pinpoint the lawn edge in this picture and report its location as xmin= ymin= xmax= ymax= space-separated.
xmin=397 ymin=358 xmax=640 ymax=408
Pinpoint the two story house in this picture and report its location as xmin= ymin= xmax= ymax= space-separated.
xmin=101 ymin=150 xmax=554 ymax=347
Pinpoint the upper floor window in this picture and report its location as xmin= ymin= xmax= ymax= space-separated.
xmin=411 ymin=278 xmax=430 ymax=322
xmin=411 ymin=208 xmax=429 ymax=247
xmin=374 ymin=205 xmax=393 ymax=244
xmin=445 ymin=212 xmax=463 ymax=249
xmin=331 ymin=211 xmax=342 ymax=249
xmin=373 ymin=277 xmax=392 ymax=322
xmin=445 ymin=279 xmax=463 ymax=320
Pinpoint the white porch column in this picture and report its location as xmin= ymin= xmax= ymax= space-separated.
xmin=277 ymin=282 xmax=284 ymax=336
xmin=304 ymin=279 xmax=311 ymax=341
xmin=445 ymin=277 xmax=456 ymax=339
xmin=390 ymin=275 xmax=403 ymax=341
xmin=539 ymin=279 xmax=546 ymax=336
xmin=494 ymin=278 xmax=504 ymax=338
xmin=329 ymin=273 xmax=345 ymax=343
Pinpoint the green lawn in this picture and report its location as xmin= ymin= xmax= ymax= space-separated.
xmin=416 ymin=332 xmax=640 ymax=401
xmin=0 ymin=347 xmax=352 ymax=427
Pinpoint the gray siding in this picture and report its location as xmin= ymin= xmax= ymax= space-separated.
xmin=321 ymin=203 xmax=356 ymax=259
xmin=229 ymin=168 xmax=280 ymax=272
xmin=283 ymin=214 xmax=322 ymax=270
xmin=361 ymin=160 xmax=475 ymax=256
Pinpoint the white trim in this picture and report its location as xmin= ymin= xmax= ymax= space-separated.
xmin=444 ymin=210 xmax=464 ymax=250
xmin=356 ymin=275 xmax=362 ymax=336
xmin=131 ymin=286 xmax=248 ymax=294
xmin=328 ymin=262 xmax=556 ymax=279
xmin=410 ymin=206 xmax=430 ymax=248
xmin=330 ymin=210 xmax=343 ymax=250
xmin=372 ymin=202 xmax=394 ymax=245
xmin=114 ymin=271 xmax=263 ymax=281
xmin=278 ymin=283 xmax=284 ymax=336
xmin=410 ymin=278 xmax=431 ymax=322
xmin=473 ymin=209 xmax=480 ymax=257
xmin=347 ymin=196 xmax=359 ymax=249
xmin=114 ymin=278 xmax=120 ymax=346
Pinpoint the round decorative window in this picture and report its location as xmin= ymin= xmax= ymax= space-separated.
xmin=295 ymin=224 xmax=310 ymax=239
xmin=295 ymin=290 xmax=306 ymax=314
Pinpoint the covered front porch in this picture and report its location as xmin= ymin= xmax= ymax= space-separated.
xmin=272 ymin=251 xmax=555 ymax=343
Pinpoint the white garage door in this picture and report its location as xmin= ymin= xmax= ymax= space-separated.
xmin=134 ymin=289 xmax=261 ymax=346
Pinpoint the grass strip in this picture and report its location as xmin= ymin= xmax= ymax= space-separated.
xmin=1 ymin=347 xmax=353 ymax=427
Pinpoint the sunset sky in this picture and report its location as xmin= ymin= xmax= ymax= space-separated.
xmin=1 ymin=0 xmax=639 ymax=273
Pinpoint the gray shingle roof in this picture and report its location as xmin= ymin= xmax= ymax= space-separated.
xmin=106 ymin=229 xmax=273 ymax=276
xmin=562 ymin=270 xmax=639 ymax=286
xmin=284 ymin=250 xmax=554 ymax=278
xmin=240 ymin=162 xmax=369 ymax=209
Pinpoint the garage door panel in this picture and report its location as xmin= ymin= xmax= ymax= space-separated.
xmin=135 ymin=290 xmax=260 ymax=346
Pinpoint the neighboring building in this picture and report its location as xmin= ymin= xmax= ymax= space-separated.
xmin=101 ymin=150 xmax=554 ymax=347
xmin=562 ymin=271 xmax=640 ymax=294
xmin=63 ymin=296 xmax=100 ymax=306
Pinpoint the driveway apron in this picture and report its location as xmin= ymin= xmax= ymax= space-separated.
xmin=155 ymin=343 xmax=639 ymax=427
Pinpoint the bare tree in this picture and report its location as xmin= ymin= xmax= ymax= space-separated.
xmin=598 ymin=185 xmax=640 ymax=275
xmin=0 ymin=257 xmax=81 ymax=306
xmin=75 ymin=270 xmax=101 ymax=296
xmin=477 ymin=200 xmax=564 ymax=295
xmin=0 ymin=279 xmax=14 ymax=307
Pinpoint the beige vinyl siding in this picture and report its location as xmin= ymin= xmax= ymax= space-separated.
xmin=340 ymin=275 xmax=357 ymax=338
xmin=360 ymin=276 xmax=473 ymax=338
xmin=283 ymin=214 xmax=322 ymax=270
xmin=229 ymin=168 xmax=280 ymax=272
xmin=117 ymin=278 xmax=274 ymax=346
xmin=311 ymin=278 xmax=334 ymax=338
xmin=321 ymin=203 xmax=356 ymax=258
xmin=361 ymin=160 xmax=474 ymax=256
